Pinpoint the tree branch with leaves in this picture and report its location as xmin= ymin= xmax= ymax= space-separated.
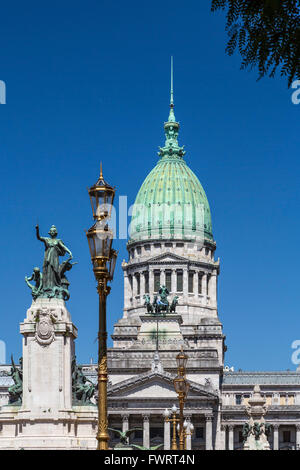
xmin=211 ymin=0 xmax=300 ymax=86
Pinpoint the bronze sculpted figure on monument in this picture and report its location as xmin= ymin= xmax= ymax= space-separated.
xmin=144 ymin=285 xmax=178 ymax=315
xmin=71 ymin=356 xmax=95 ymax=405
xmin=25 ymin=225 xmax=76 ymax=301
xmin=8 ymin=356 xmax=23 ymax=405
xmin=25 ymin=267 xmax=43 ymax=300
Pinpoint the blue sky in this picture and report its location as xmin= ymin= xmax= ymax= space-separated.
xmin=0 ymin=1 xmax=299 ymax=371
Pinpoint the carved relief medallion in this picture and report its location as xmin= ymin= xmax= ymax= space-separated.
xmin=35 ymin=308 xmax=55 ymax=346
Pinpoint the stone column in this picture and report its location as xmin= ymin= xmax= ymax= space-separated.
xmin=273 ymin=424 xmax=279 ymax=450
xmin=171 ymin=270 xmax=177 ymax=293
xmin=140 ymin=272 xmax=145 ymax=297
xmin=149 ymin=269 xmax=154 ymax=295
xmin=164 ymin=418 xmax=171 ymax=450
xmin=193 ymin=271 xmax=198 ymax=296
xmin=209 ymin=271 xmax=217 ymax=307
xmin=183 ymin=268 xmax=188 ymax=300
xmin=296 ymin=425 xmax=300 ymax=450
xmin=205 ymin=416 xmax=213 ymax=450
xmin=161 ymin=269 xmax=166 ymax=287
xmin=132 ymin=275 xmax=137 ymax=302
xmin=228 ymin=425 xmax=234 ymax=450
xmin=143 ymin=415 xmax=150 ymax=449
xmin=202 ymin=274 xmax=207 ymax=300
xmin=123 ymin=271 xmax=131 ymax=311
xmin=122 ymin=414 xmax=129 ymax=434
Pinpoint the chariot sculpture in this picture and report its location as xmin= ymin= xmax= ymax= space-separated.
xmin=143 ymin=285 xmax=179 ymax=315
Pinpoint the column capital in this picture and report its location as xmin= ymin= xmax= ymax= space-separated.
xmin=273 ymin=424 xmax=279 ymax=430
xmin=296 ymin=424 xmax=300 ymax=431
xmin=205 ymin=415 xmax=213 ymax=422
xmin=122 ymin=414 xmax=129 ymax=422
xmin=142 ymin=414 xmax=150 ymax=422
xmin=228 ymin=424 xmax=234 ymax=431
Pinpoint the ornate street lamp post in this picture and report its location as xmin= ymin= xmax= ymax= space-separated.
xmin=183 ymin=420 xmax=194 ymax=449
xmin=86 ymin=165 xmax=117 ymax=451
xmin=164 ymin=404 xmax=180 ymax=450
xmin=173 ymin=347 xmax=189 ymax=450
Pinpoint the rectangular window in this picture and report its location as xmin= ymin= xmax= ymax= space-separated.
xmin=195 ymin=427 xmax=204 ymax=439
xmin=188 ymin=272 xmax=194 ymax=293
xmin=176 ymin=271 xmax=183 ymax=292
xmin=109 ymin=428 xmax=122 ymax=439
xmin=283 ymin=431 xmax=291 ymax=443
xmin=288 ymin=395 xmax=295 ymax=405
xmin=166 ymin=271 xmax=172 ymax=292
xmin=198 ymin=273 xmax=202 ymax=294
xmin=144 ymin=272 xmax=149 ymax=294
xmin=235 ymin=394 xmax=242 ymax=405
xmin=266 ymin=395 xmax=272 ymax=406
xmin=238 ymin=431 xmax=243 ymax=443
xmin=154 ymin=271 xmax=160 ymax=292
xmin=134 ymin=430 xmax=143 ymax=440
xmin=243 ymin=394 xmax=250 ymax=405
xmin=150 ymin=427 xmax=164 ymax=439
xmin=136 ymin=274 xmax=140 ymax=295
xmin=280 ymin=395 xmax=286 ymax=405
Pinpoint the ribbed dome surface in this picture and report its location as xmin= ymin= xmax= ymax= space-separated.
xmin=129 ymin=97 xmax=213 ymax=243
xmin=129 ymin=155 xmax=213 ymax=242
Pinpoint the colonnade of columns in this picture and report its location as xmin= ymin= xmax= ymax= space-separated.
xmin=124 ymin=268 xmax=217 ymax=309
xmin=223 ymin=423 xmax=300 ymax=450
xmin=115 ymin=413 xmax=214 ymax=450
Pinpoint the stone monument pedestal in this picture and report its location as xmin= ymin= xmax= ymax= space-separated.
xmin=0 ymin=299 xmax=97 ymax=449
xmin=21 ymin=298 xmax=76 ymax=413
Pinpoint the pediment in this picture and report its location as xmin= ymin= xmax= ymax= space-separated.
xmin=108 ymin=371 xmax=218 ymax=401
xmin=149 ymin=252 xmax=188 ymax=264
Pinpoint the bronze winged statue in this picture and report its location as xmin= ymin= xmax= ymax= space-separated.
xmin=108 ymin=427 xmax=143 ymax=447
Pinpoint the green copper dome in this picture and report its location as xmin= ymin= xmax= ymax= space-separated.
xmin=129 ymin=73 xmax=213 ymax=244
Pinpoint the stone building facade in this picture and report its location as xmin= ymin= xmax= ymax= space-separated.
xmin=0 ymin=85 xmax=299 ymax=450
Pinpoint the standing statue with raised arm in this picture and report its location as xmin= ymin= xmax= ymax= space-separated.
xmin=32 ymin=224 xmax=75 ymax=299
xmin=36 ymin=224 xmax=72 ymax=289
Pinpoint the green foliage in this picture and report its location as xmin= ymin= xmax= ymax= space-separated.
xmin=211 ymin=0 xmax=300 ymax=86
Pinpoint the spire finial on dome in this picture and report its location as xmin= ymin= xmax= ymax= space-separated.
xmin=158 ymin=58 xmax=186 ymax=160
xmin=168 ymin=56 xmax=176 ymax=123
xmin=170 ymin=55 xmax=174 ymax=106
